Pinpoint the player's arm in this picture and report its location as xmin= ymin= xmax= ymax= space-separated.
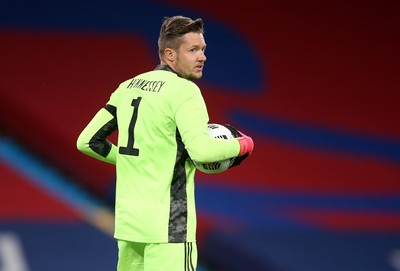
xmin=175 ymin=88 xmax=241 ymax=163
xmin=76 ymin=105 xmax=118 ymax=165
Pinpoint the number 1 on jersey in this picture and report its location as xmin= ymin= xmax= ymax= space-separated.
xmin=119 ymin=97 xmax=142 ymax=156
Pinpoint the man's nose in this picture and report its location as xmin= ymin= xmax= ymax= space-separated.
xmin=199 ymin=51 xmax=206 ymax=62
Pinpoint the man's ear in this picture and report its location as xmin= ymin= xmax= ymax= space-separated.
xmin=164 ymin=48 xmax=174 ymax=62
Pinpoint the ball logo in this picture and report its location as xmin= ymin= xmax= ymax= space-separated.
xmin=200 ymin=162 xmax=222 ymax=170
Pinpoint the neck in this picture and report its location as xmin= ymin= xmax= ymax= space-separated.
xmin=155 ymin=64 xmax=179 ymax=76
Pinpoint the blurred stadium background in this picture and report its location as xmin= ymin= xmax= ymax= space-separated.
xmin=1 ymin=0 xmax=399 ymax=270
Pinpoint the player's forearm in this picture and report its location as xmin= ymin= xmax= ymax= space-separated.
xmin=77 ymin=135 xmax=117 ymax=165
xmin=176 ymin=95 xmax=241 ymax=163
xmin=177 ymin=113 xmax=240 ymax=162
xmin=76 ymin=108 xmax=117 ymax=165
xmin=186 ymin=132 xmax=240 ymax=163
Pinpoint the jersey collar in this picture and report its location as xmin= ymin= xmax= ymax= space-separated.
xmin=154 ymin=64 xmax=180 ymax=77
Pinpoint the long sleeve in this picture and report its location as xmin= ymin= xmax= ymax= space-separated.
xmin=76 ymin=107 xmax=118 ymax=165
xmin=174 ymin=84 xmax=240 ymax=163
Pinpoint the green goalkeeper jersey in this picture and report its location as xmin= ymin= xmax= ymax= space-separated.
xmin=77 ymin=65 xmax=240 ymax=243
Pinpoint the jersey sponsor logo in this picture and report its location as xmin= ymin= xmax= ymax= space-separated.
xmin=127 ymin=78 xmax=165 ymax=93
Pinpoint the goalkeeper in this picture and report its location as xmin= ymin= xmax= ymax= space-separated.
xmin=77 ymin=15 xmax=253 ymax=271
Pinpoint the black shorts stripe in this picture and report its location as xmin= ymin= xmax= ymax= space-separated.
xmin=184 ymin=243 xmax=187 ymax=271
xmin=188 ymin=242 xmax=194 ymax=271
xmin=184 ymin=242 xmax=194 ymax=271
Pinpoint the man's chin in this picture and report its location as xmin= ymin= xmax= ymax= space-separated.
xmin=191 ymin=72 xmax=203 ymax=81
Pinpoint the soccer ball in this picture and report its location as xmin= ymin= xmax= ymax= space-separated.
xmin=193 ymin=123 xmax=236 ymax=174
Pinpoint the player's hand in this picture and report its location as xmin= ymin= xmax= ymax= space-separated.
xmin=236 ymin=132 xmax=254 ymax=157
xmin=224 ymin=124 xmax=254 ymax=168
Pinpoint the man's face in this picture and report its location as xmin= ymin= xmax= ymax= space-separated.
xmin=173 ymin=32 xmax=207 ymax=81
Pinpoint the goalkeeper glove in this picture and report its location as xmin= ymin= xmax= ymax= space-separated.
xmin=224 ymin=124 xmax=254 ymax=168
